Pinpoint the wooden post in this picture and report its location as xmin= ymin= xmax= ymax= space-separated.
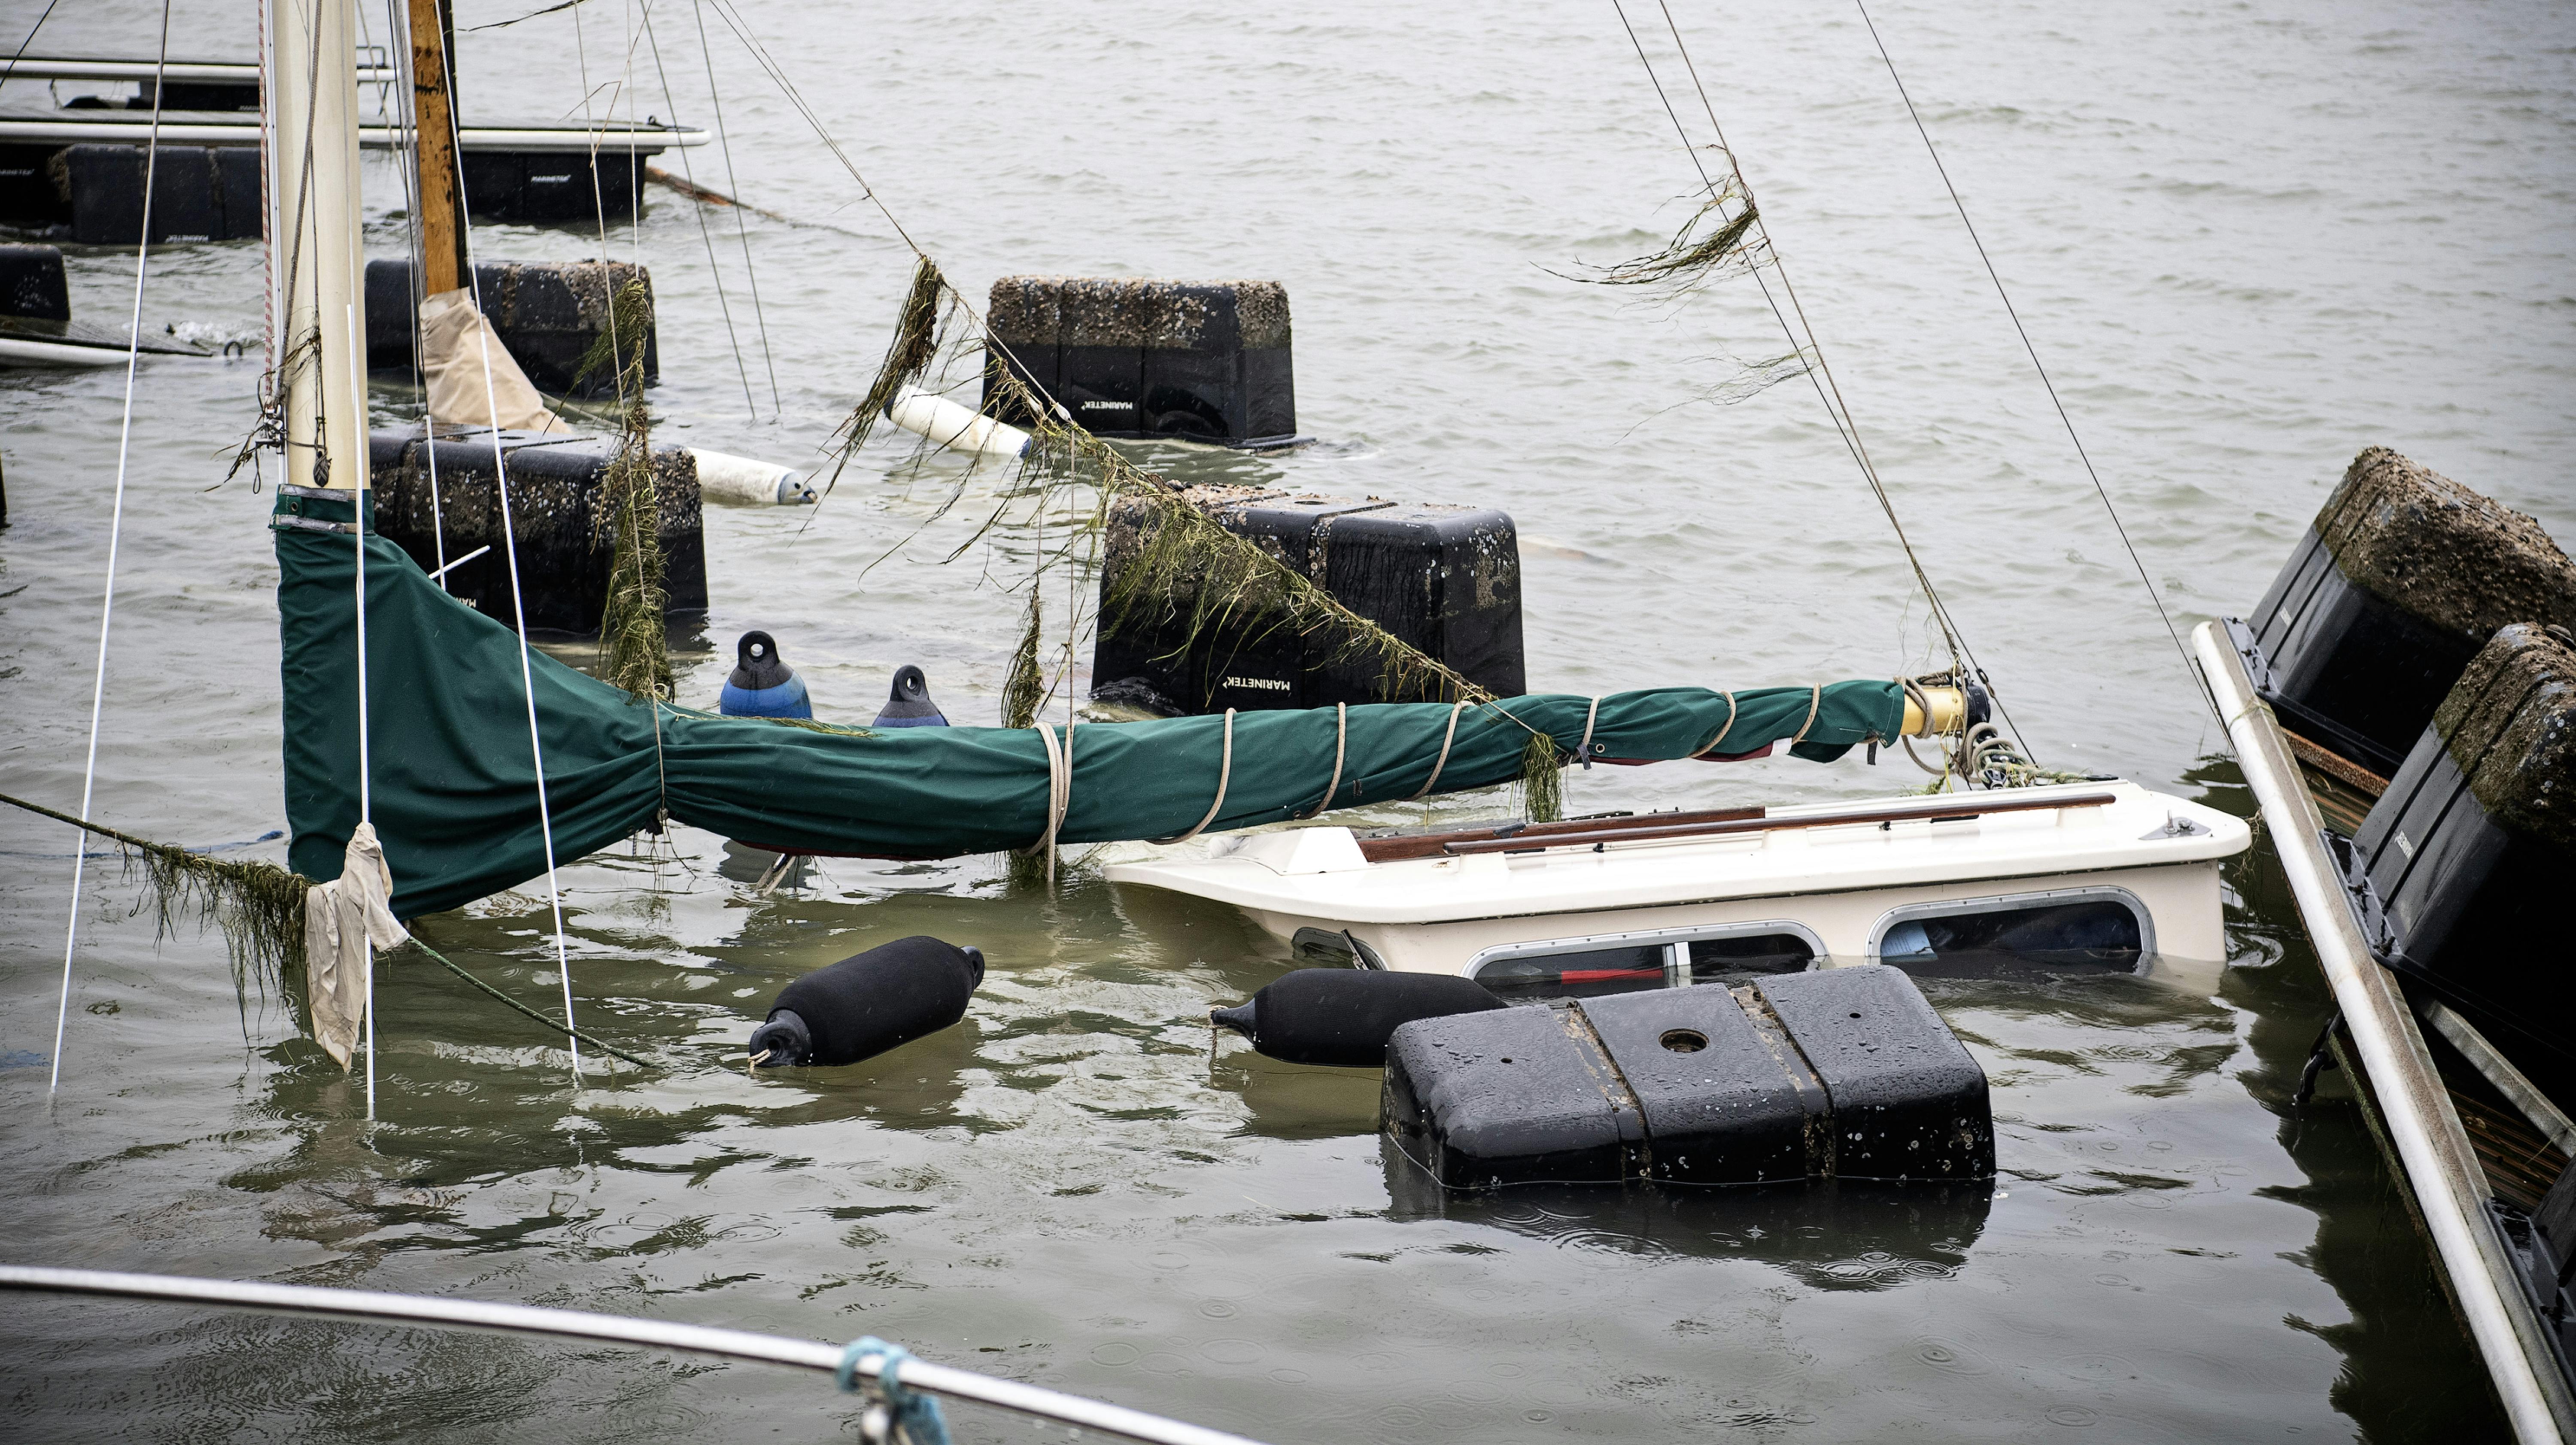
xmin=407 ymin=0 xmax=468 ymax=295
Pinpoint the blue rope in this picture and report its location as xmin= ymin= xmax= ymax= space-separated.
xmin=838 ymin=1336 xmax=953 ymax=1445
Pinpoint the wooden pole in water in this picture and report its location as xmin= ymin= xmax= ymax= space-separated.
xmin=406 ymin=0 xmax=468 ymax=296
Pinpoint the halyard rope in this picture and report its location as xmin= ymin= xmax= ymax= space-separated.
xmin=52 ymin=0 xmax=172 ymax=1098
xmin=448 ymin=71 xmax=585 ymax=1078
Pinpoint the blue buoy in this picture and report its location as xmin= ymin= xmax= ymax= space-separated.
xmin=719 ymin=630 xmax=812 ymax=719
xmin=872 ymin=664 xmax=949 ymax=728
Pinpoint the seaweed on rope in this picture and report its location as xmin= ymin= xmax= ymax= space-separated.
xmin=833 ymin=277 xmax=1580 ymax=825
xmin=825 ymin=254 xmax=949 ymax=496
xmin=578 ymin=279 xmax=672 ymax=702
xmin=1558 ymin=179 xmax=1767 ymax=298
xmin=1 ymin=790 xmax=307 ymax=1006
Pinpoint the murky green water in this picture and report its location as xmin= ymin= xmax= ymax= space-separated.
xmin=6 ymin=0 xmax=2571 ymax=1439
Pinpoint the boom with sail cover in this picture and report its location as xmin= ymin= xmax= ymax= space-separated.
xmin=276 ymin=489 xmax=1924 ymax=919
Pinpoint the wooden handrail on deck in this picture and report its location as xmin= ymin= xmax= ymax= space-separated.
xmin=1354 ymin=806 xmax=1765 ymax=863
xmin=1438 ymin=791 xmax=2117 ymax=856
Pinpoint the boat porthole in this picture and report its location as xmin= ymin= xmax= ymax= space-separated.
xmin=1659 ymin=1029 xmax=1708 ymax=1053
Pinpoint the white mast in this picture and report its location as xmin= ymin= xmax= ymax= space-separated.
xmin=267 ymin=0 xmax=368 ymax=493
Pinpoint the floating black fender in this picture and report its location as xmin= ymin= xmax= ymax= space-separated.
xmin=1212 ymin=968 xmax=1505 ymax=1068
xmin=749 ymin=936 xmax=984 ymax=1068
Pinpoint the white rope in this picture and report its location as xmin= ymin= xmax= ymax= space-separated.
xmin=346 ymin=299 xmax=377 ymax=1119
xmin=51 ymin=0 xmax=172 ymax=1098
xmin=1687 ymin=691 xmax=1741 ymax=759
xmin=1575 ymin=695 xmax=1601 ymax=769
xmin=1152 ymin=710 xmax=1235 ymax=845
xmin=448 ymin=59 xmax=583 ymax=1078
xmin=1789 ymin=684 xmax=1823 ymax=745
xmin=1296 ymin=703 xmax=1347 ymax=819
xmin=1030 ymin=720 xmax=1072 ymax=885
xmin=1408 ymin=700 xmax=1468 ymax=801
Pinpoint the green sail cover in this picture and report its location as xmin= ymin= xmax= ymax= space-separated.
xmin=276 ymin=490 xmax=1908 ymax=918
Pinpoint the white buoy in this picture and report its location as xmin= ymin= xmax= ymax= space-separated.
xmin=689 ymin=448 xmax=817 ymax=506
xmin=884 ymin=386 xmax=1032 ymax=460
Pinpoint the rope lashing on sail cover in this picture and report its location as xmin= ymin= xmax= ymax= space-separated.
xmin=838 ymin=1337 xmax=954 ymax=1445
xmin=1029 ymin=718 xmax=1075 ymax=885
xmin=1151 ymin=710 xmax=1236 ymax=845
xmin=1574 ymin=695 xmax=1602 ymax=769
xmin=1295 ymin=703 xmax=1350 ymax=818
xmin=1686 ymin=692 xmax=1742 ymax=760
xmin=52 ymin=0 xmax=171 ymax=1097
xmin=1408 ymin=701 xmax=1471 ymax=801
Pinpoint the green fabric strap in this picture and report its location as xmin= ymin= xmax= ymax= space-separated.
xmin=274 ymin=489 xmax=1908 ymax=919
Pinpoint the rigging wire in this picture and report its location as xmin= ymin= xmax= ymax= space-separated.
xmin=1611 ymin=0 xmax=2037 ymax=760
xmin=444 ymin=24 xmax=587 ymax=1079
xmin=636 ymin=0 xmax=759 ymax=420
xmin=51 ymin=0 xmax=173 ymax=1098
xmin=690 ymin=0 xmax=780 ymax=415
xmin=1849 ymin=0 xmax=2222 ymax=726
xmin=0 ymin=0 xmax=66 ymax=84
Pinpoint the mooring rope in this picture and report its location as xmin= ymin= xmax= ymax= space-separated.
xmin=1850 ymin=0 xmax=2224 ymax=730
xmin=405 ymin=937 xmax=650 ymax=1068
xmin=1152 ymin=709 xmax=1236 ymax=845
xmin=52 ymin=0 xmax=172 ymax=1098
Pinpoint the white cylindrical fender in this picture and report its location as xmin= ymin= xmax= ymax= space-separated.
xmin=884 ymin=387 xmax=1032 ymax=460
xmin=689 ymin=448 xmax=816 ymax=506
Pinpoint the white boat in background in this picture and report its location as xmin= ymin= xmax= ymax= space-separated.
xmin=1109 ymin=779 xmax=2248 ymax=992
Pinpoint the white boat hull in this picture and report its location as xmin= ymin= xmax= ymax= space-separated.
xmin=1108 ymin=780 xmax=2250 ymax=986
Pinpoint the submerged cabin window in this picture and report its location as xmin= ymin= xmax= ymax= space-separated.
xmin=1469 ymin=925 xmax=1822 ymax=1000
xmin=1874 ymin=895 xmax=2145 ymax=975
xmin=1474 ymin=944 xmax=1667 ymax=1001
xmin=1687 ymin=934 xmax=1814 ymax=984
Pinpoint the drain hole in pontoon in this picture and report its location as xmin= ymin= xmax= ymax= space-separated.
xmin=1659 ymin=1029 xmax=1707 ymax=1053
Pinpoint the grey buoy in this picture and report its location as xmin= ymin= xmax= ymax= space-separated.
xmin=872 ymin=665 xmax=949 ymax=728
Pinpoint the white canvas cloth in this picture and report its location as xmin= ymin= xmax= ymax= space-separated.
xmin=419 ymin=287 xmax=569 ymax=434
xmin=302 ymin=821 xmax=408 ymax=1069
